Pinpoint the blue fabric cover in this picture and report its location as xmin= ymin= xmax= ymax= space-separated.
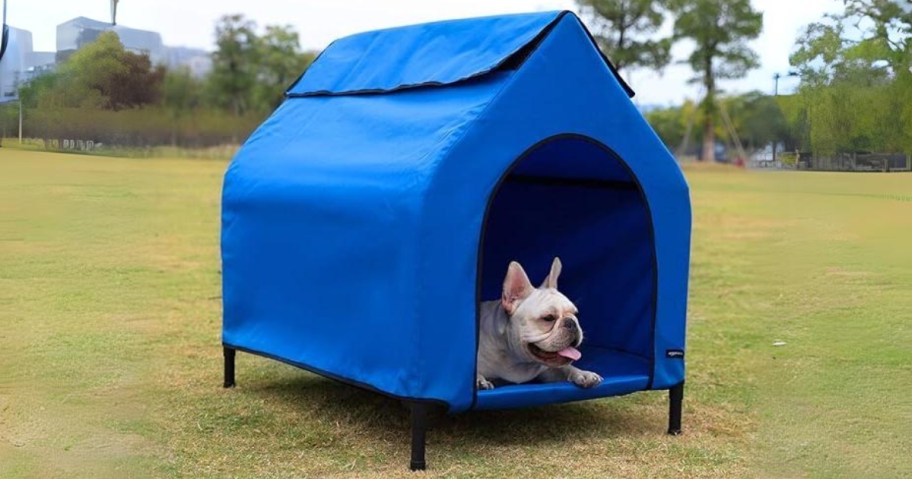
xmin=222 ymin=11 xmax=690 ymax=414
xmin=288 ymin=12 xmax=561 ymax=96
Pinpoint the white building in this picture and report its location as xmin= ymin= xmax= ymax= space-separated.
xmin=163 ymin=46 xmax=212 ymax=78
xmin=0 ymin=17 xmax=213 ymax=102
xmin=0 ymin=27 xmax=56 ymax=102
xmin=56 ymin=17 xmax=211 ymax=75
xmin=57 ymin=16 xmax=165 ymax=63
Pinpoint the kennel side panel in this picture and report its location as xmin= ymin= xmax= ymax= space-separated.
xmin=425 ymin=14 xmax=690 ymax=409
xmin=220 ymin=79 xmax=505 ymax=402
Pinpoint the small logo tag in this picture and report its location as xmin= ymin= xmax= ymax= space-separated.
xmin=666 ymin=349 xmax=685 ymax=359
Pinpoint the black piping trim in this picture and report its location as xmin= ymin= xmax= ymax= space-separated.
xmin=571 ymin=14 xmax=635 ymax=98
xmin=284 ymin=38 xmax=338 ymax=96
xmin=285 ymin=12 xmax=564 ymax=99
xmin=471 ymin=133 xmax=659 ymax=410
xmin=506 ymin=174 xmax=638 ymax=190
xmin=287 ymin=76 xmax=503 ymax=99
xmin=223 ymin=342 xmax=450 ymax=412
xmin=284 ymin=11 xmax=633 ymax=99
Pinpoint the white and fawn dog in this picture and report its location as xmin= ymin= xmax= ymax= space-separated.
xmin=476 ymin=258 xmax=603 ymax=389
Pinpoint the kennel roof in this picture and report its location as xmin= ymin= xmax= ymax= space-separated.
xmin=221 ymin=11 xmax=691 ymax=413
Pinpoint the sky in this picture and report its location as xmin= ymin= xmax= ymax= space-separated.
xmin=6 ymin=0 xmax=845 ymax=105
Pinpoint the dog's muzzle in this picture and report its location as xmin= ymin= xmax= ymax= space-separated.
xmin=561 ymin=317 xmax=582 ymax=346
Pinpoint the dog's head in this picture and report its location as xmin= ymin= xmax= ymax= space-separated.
xmin=501 ymin=257 xmax=584 ymax=367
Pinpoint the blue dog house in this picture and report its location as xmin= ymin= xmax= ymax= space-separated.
xmin=221 ymin=10 xmax=690 ymax=470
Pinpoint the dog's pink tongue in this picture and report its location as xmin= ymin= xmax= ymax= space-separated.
xmin=557 ymin=346 xmax=582 ymax=361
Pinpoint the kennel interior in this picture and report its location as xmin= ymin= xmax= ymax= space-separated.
xmin=220 ymin=11 xmax=691 ymax=470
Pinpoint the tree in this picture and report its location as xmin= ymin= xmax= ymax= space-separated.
xmin=209 ymin=15 xmax=317 ymax=115
xmin=668 ymin=0 xmax=763 ymax=161
xmin=721 ymin=91 xmax=791 ymax=151
xmin=162 ymin=67 xmax=203 ymax=145
xmin=210 ymin=14 xmax=259 ymax=116
xmin=644 ymin=100 xmax=701 ymax=154
xmin=645 ymin=104 xmax=686 ymax=150
xmin=789 ymin=19 xmax=852 ymax=86
xmin=27 ymin=31 xmax=163 ymax=110
xmin=790 ymin=0 xmax=910 ymax=87
xmin=575 ymin=0 xmax=672 ymax=74
xmin=789 ymin=0 xmax=912 ymax=158
xmin=107 ymin=49 xmax=165 ymax=109
xmin=789 ymin=15 xmax=893 ymax=86
xmin=49 ymin=32 xmax=124 ymax=109
xmin=18 ymin=72 xmax=59 ymax=109
xmin=254 ymin=25 xmax=317 ymax=110
xmin=843 ymin=0 xmax=912 ymax=70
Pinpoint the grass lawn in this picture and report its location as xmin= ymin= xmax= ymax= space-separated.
xmin=0 ymin=149 xmax=909 ymax=478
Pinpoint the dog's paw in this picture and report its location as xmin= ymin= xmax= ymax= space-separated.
xmin=570 ymin=369 xmax=603 ymax=388
xmin=477 ymin=376 xmax=495 ymax=390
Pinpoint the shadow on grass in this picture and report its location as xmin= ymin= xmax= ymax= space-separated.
xmin=240 ymin=372 xmax=654 ymax=449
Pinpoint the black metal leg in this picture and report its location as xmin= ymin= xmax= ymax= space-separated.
xmin=668 ymin=381 xmax=684 ymax=435
xmin=409 ymin=402 xmax=430 ymax=471
xmin=223 ymin=346 xmax=236 ymax=388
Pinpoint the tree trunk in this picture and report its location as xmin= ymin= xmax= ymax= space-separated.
xmin=701 ymin=55 xmax=716 ymax=162
xmin=702 ymin=113 xmax=715 ymax=163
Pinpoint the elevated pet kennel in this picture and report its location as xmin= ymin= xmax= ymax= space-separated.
xmin=220 ymin=10 xmax=691 ymax=471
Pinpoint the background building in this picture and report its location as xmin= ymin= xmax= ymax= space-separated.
xmin=1 ymin=17 xmax=211 ymax=102
xmin=0 ymin=26 xmax=55 ymax=102
xmin=56 ymin=16 xmax=164 ymax=63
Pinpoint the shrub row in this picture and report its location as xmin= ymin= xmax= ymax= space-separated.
xmin=4 ymin=106 xmax=267 ymax=148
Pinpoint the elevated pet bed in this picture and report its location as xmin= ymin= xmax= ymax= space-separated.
xmin=220 ymin=10 xmax=691 ymax=471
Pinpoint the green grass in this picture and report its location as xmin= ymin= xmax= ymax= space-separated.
xmin=0 ymin=151 xmax=909 ymax=478
xmin=686 ymin=165 xmax=912 ymax=478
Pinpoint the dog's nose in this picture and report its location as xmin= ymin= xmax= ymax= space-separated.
xmin=561 ymin=317 xmax=576 ymax=329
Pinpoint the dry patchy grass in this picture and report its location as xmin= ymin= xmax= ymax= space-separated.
xmin=1 ymin=151 xmax=909 ymax=478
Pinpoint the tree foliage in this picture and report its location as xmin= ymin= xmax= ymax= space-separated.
xmin=843 ymin=0 xmax=912 ymax=70
xmin=210 ymin=14 xmax=259 ymax=116
xmin=255 ymin=25 xmax=317 ymax=110
xmin=17 ymin=13 xmax=319 ymax=148
xmin=162 ymin=67 xmax=205 ymax=145
xmin=645 ymin=92 xmax=792 ymax=157
xmin=645 ymin=104 xmax=689 ymax=150
xmin=21 ymin=31 xmax=165 ymax=111
xmin=723 ymin=91 xmax=790 ymax=150
xmin=209 ymin=15 xmax=317 ymax=115
xmin=667 ymin=0 xmax=763 ymax=161
xmin=574 ymin=0 xmax=672 ymax=73
xmin=789 ymin=0 xmax=912 ymax=158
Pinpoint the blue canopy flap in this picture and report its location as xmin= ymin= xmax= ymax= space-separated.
xmin=287 ymin=11 xmax=632 ymax=97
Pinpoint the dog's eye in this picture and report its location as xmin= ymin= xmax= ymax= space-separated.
xmin=542 ymin=315 xmax=557 ymax=322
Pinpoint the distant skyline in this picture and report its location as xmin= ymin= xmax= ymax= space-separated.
xmin=7 ymin=0 xmax=843 ymax=105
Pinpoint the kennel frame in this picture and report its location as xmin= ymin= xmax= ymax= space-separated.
xmin=220 ymin=11 xmax=690 ymax=471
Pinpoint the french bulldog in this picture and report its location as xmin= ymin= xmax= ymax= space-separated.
xmin=476 ymin=257 xmax=603 ymax=390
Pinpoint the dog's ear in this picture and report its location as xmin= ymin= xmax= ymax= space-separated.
xmin=502 ymin=261 xmax=533 ymax=315
xmin=540 ymin=257 xmax=562 ymax=289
